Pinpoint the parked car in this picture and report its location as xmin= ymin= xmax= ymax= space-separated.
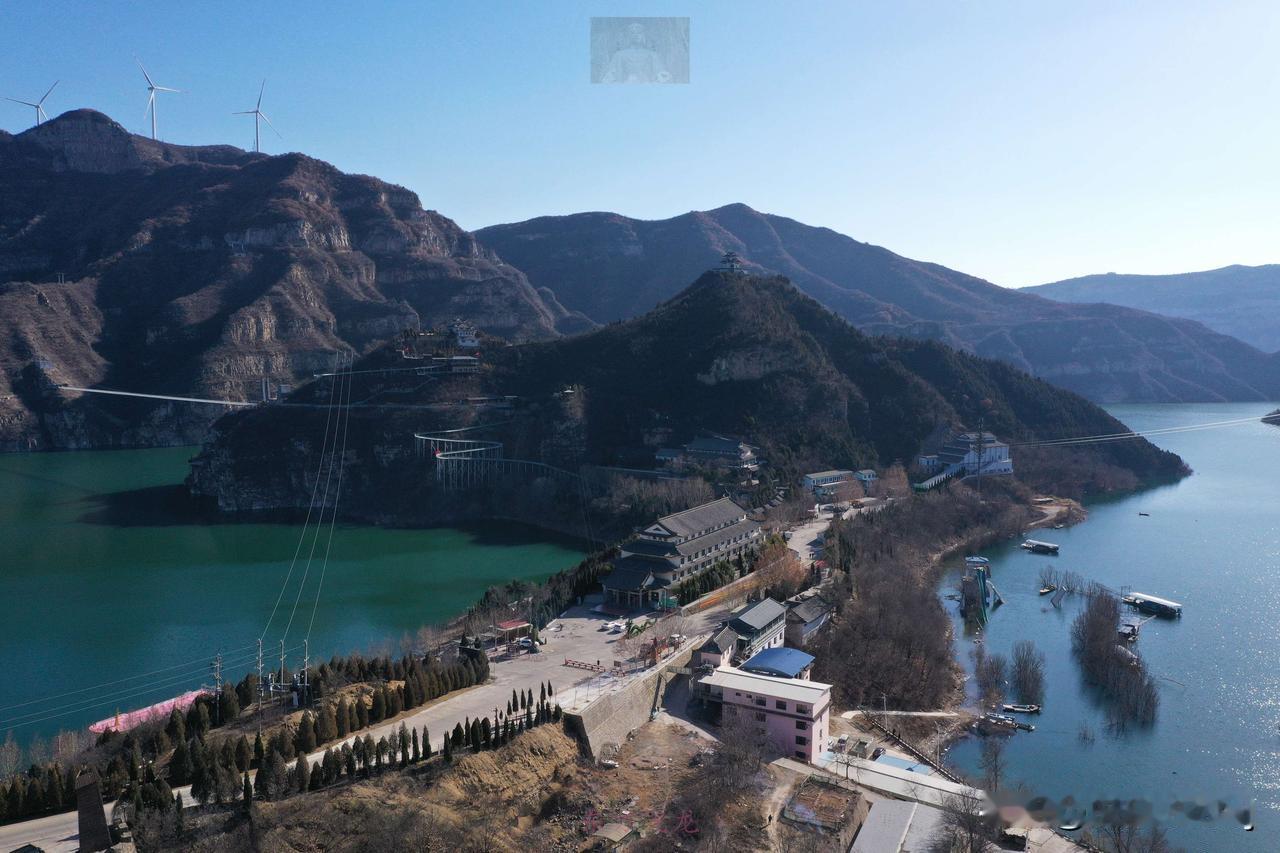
xmin=670 ymin=633 xmax=687 ymax=645
xmin=517 ymin=637 xmax=534 ymax=648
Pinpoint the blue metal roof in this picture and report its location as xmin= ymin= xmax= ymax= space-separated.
xmin=740 ymin=646 xmax=814 ymax=679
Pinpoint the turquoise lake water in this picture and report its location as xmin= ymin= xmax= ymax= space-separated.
xmin=0 ymin=446 xmax=586 ymax=746
xmin=943 ymin=403 xmax=1280 ymax=850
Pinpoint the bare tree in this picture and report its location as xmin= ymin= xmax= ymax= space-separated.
xmin=978 ymin=735 xmax=1006 ymax=792
xmin=1085 ymin=815 xmax=1172 ymax=853
xmin=0 ymin=730 xmax=20 ymax=778
xmin=1010 ymin=640 xmax=1045 ymax=705
xmin=714 ymin=705 xmax=770 ymax=792
xmin=927 ymin=790 xmax=998 ymax=853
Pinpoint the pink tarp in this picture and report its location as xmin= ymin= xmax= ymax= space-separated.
xmin=89 ymin=690 xmax=206 ymax=734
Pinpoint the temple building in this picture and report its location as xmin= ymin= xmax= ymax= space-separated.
xmin=602 ymin=497 xmax=762 ymax=609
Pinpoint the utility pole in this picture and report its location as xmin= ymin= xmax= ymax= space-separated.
xmin=279 ymin=639 xmax=286 ymax=703
xmin=302 ymin=639 xmax=310 ymax=708
xmin=211 ymin=652 xmax=223 ymax=725
xmin=255 ymin=639 xmax=264 ymax=722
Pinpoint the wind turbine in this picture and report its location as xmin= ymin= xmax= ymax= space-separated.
xmin=137 ymin=58 xmax=180 ymax=140
xmin=5 ymin=81 xmax=59 ymax=127
xmin=234 ymin=80 xmax=280 ymax=153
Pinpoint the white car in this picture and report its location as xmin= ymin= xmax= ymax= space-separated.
xmin=670 ymin=633 xmax=687 ymax=645
xmin=517 ymin=637 xmax=534 ymax=648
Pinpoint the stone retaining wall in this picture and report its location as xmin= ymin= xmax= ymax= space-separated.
xmin=564 ymin=644 xmax=698 ymax=760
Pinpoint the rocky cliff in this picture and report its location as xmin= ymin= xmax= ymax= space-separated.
xmin=0 ymin=110 xmax=591 ymax=450
xmin=477 ymin=204 xmax=1280 ymax=404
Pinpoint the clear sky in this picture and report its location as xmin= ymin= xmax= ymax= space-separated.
xmin=2 ymin=1 xmax=1277 ymax=286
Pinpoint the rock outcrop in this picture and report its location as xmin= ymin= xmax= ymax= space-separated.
xmin=0 ymin=110 xmax=591 ymax=449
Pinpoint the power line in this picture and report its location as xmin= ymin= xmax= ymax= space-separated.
xmin=259 ymin=355 xmax=345 ymax=642
xmin=0 ymin=642 xmax=257 ymax=714
xmin=306 ymin=352 xmax=355 ymax=643
xmin=1012 ymin=414 xmax=1266 ymax=449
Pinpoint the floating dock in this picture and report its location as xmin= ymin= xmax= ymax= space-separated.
xmin=1021 ymin=539 xmax=1060 ymax=554
xmin=1122 ymin=592 xmax=1182 ymax=618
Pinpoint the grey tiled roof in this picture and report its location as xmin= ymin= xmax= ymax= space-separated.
xmin=673 ymin=517 xmax=759 ymax=557
xmin=700 ymin=625 xmax=739 ymax=654
xmin=788 ymin=596 xmax=834 ymax=624
xmin=729 ymin=598 xmax=786 ymax=634
xmin=602 ymin=562 xmax=658 ymax=592
xmin=656 ymin=497 xmax=747 ymax=539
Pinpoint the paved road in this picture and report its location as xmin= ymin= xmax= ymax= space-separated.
xmin=0 ymin=596 xmax=731 ymax=853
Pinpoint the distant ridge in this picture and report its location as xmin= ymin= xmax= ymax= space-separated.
xmin=1026 ymin=265 xmax=1280 ymax=353
xmin=477 ymin=205 xmax=1280 ymax=404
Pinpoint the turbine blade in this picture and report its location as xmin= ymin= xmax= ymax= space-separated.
xmin=260 ymin=112 xmax=281 ymax=136
xmin=40 ymin=80 xmax=59 ymax=105
xmin=38 ymin=105 xmax=48 ymax=123
xmin=136 ymin=58 xmax=156 ymax=88
xmin=154 ymin=86 xmax=181 ymax=93
xmin=6 ymin=98 xmax=39 ymax=107
xmin=233 ymin=110 xmax=256 ymax=114
xmin=146 ymin=91 xmax=155 ymax=117
xmin=257 ymin=79 xmax=265 ymax=110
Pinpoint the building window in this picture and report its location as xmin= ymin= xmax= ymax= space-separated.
xmin=796 ymin=704 xmax=811 ymax=715
xmin=754 ymin=697 xmax=766 ymax=707
xmin=795 ymin=736 xmax=807 ymax=746
xmin=775 ymin=700 xmax=787 ymax=711
xmin=795 ymin=721 xmax=807 ymax=730
xmin=795 ymin=750 xmax=806 ymax=759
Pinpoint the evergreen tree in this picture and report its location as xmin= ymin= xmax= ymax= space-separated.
xmin=375 ymin=737 xmax=387 ymax=772
xmin=423 ymin=726 xmax=433 ymax=758
xmin=169 ymin=738 xmax=192 ymax=786
xmin=540 ymin=683 xmax=546 ymax=704
xmin=344 ymin=745 xmax=356 ymax=779
xmin=295 ymin=755 xmax=309 ymax=794
xmin=361 ymin=735 xmax=375 ymax=777
xmin=518 ymin=689 xmax=526 ymax=710
xmin=166 ymin=708 xmax=186 ymax=744
xmin=525 ymin=706 xmax=533 ymax=730
xmin=547 ymin=679 xmax=553 ymax=696
xmin=371 ymin=688 xmax=385 ymax=723
xmin=480 ymin=717 xmax=492 ymax=748
xmin=512 ymin=689 xmax=519 ymax=712
xmin=128 ymin=743 xmax=142 ymax=781
xmin=411 ymin=728 xmax=421 ymax=762
xmin=242 ymin=773 xmax=252 ymax=813
xmin=356 ymin=694 xmax=369 ymax=729
xmin=175 ymin=792 xmax=185 ymax=835
xmin=317 ymin=703 xmax=338 ymax=744
xmin=451 ymin=722 xmax=464 ymax=747
xmin=190 ymin=740 xmax=211 ymax=805
xmin=335 ymin=698 xmax=350 ymax=738
xmin=399 ymin=724 xmax=410 ymax=768
xmin=442 ymin=735 xmax=452 ymax=763
xmin=235 ymin=736 xmax=251 ymax=772
xmin=253 ymin=732 xmax=265 ymax=769
xmin=218 ymin=684 xmax=240 ymax=724
xmin=295 ymin=711 xmax=317 ymax=754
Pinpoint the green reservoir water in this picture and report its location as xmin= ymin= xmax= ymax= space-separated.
xmin=943 ymin=403 xmax=1280 ymax=850
xmin=0 ymin=447 xmax=586 ymax=745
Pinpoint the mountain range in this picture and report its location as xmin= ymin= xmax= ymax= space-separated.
xmin=2 ymin=111 xmax=1275 ymax=452
xmin=477 ymin=206 xmax=1280 ymax=405
xmin=189 ymin=272 xmax=1186 ymax=533
xmin=0 ymin=110 xmax=586 ymax=449
xmin=1025 ymin=265 xmax=1280 ymax=353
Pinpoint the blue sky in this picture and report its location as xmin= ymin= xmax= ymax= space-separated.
xmin=2 ymin=0 xmax=1276 ymax=285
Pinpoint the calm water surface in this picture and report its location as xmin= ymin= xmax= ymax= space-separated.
xmin=944 ymin=403 xmax=1280 ymax=850
xmin=0 ymin=447 xmax=585 ymax=745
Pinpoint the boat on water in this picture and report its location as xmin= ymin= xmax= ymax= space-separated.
xmin=982 ymin=712 xmax=1035 ymax=731
xmin=1038 ymin=584 xmax=1057 ymax=596
xmin=1123 ymin=592 xmax=1182 ymax=617
xmin=1118 ymin=622 xmax=1140 ymax=642
xmin=1021 ymin=539 xmax=1060 ymax=554
xmin=1002 ymin=703 xmax=1041 ymax=714
xmin=1138 ymin=512 xmax=1150 ymax=517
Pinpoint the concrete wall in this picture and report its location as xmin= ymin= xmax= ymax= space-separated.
xmin=565 ymin=644 xmax=697 ymax=760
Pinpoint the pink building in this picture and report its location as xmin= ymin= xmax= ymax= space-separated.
xmin=700 ymin=666 xmax=832 ymax=763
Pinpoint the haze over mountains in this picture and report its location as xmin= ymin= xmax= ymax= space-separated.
xmin=1026 ymin=265 xmax=1280 ymax=353
xmin=0 ymin=110 xmax=587 ymax=449
xmin=477 ymin=206 xmax=1280 ymax=406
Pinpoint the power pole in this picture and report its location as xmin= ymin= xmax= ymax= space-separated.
xmin=302 ymin=639 xmax=310 ymax=708
xmin=279 ymin=639 xmax=286 ymax=702
xmin=255 ymin=639 xmax=264 ymax=722
xmin=211 ymin=652 xmax=224 ymax=726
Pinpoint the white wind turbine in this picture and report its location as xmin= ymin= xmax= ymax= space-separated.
xmin=137 ymin=58 xmax=180 ymax=140
xmin=234 ymin=80 xmax=280 ymax=153
xmin=6 ymin=80 xmax=59 ymax=127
